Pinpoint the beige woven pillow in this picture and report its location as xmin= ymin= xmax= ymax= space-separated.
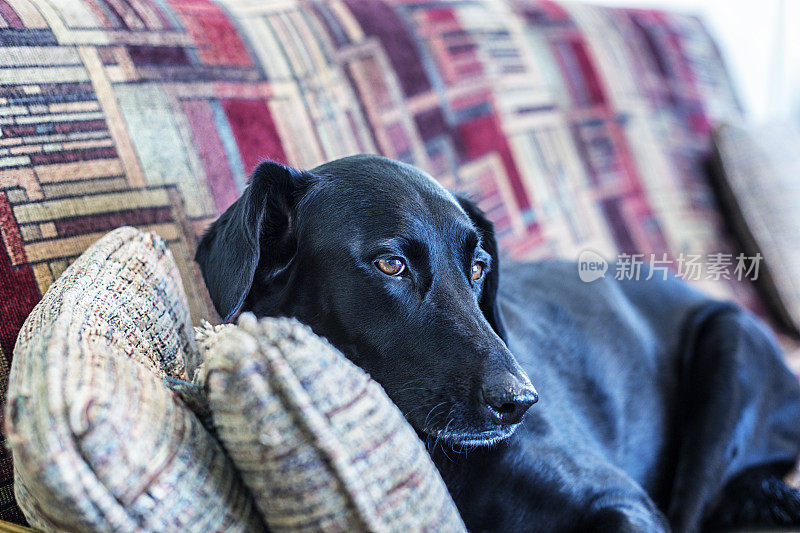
xmin=199 ymin=314 xmax=466 ymax=532
xmin=5 ymin=227 xmax=264 ymax=532
xmin=711 ymin=122 xmax=800 ymax=334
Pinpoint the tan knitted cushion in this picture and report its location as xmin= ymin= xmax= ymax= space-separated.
xmin=711 ymin=123 xmax=800 ymax=334
xmin=5 ymin=227 xmax=264 ymax=532
xmin=199 ymin=314 xmax=466 ymax=532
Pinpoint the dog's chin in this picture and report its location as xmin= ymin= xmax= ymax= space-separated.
xmin=431 ymin=424 xmax=519 ymax=447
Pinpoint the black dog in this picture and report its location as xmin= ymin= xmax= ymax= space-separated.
xmin=195 ymin=155 xmax=800 ymax=532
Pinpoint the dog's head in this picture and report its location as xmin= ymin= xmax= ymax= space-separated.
xmin=195 ymin=155 xmax=537 ymax=446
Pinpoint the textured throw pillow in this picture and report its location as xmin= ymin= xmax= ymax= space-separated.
xmin=5 ymin=227 xmax=264 ymax=532
xmin=711 ymin=123 xmax=800 ymax=334
xmin=198 ymin=314 xmax=466 ymax=532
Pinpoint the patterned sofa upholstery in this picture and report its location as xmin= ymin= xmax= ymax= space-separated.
xmin=0 ymin=0 xmax=767 ymax=524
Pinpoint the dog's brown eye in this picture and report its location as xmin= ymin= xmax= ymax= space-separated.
xmin=472 ymin=262 xmax=485 ymax=281
xmin=375 ymin=257 xmax=405 ymax=276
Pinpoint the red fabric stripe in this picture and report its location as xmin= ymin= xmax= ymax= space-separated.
xmin=221 ymin=98 xmax=286 ymax=174
xmin=29 ymin=147 xmax=117 ymax=165
xmin=182 ymin=99 xmax=240 ymax=212
xmin=0 ymin=1 xmax=24 ymax=29
xmin=0 ymin=193 xmax=40 ymax=356
xmin=53 ymin=119 xmax=109 ymax=134
xmin=167 ymin=0 xmax=252 ymax=67
xmin=53 ymin=207 xmax=173 ymax=238
xmin=570 ymin=40 xmax=607 ymax=106
xmin=458 ymin=113 xmax=531 ymax=211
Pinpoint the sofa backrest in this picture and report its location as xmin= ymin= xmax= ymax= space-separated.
xmin=0 ymin=0 xmax=744 ymax=523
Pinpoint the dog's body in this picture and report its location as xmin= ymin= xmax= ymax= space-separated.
xmin=196 ymin=155 xmax=800 ymax=532
xmin=436 ymin=260 xmax=800 ymax=531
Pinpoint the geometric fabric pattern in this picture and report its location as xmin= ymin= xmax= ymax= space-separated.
xmin=0 ymin=0 xmax=749 ymax=523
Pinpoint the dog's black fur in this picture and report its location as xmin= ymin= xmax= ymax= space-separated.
xmin=196 ymin=155 xmax=800 ymax=532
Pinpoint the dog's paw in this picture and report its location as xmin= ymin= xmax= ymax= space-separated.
xmin=582 ymin=505 xmax=669 ymax=533
xmin=705 ymin=462 xmax=800 ymax=528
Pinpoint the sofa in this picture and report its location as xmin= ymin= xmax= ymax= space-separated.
xmin=0 ymin=0 xmax=797 ymax=527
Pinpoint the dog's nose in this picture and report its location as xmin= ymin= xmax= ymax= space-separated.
xmin=481 ymin=374 xmax=538 ymax=425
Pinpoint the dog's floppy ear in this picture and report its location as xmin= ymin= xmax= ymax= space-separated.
xmin=456 ymin=194 xmax=508 ymax=343
xmin=195 ymin=161 xmax=312 ymax=321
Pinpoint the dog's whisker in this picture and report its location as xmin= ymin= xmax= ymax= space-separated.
xmin=432 ymin=418 xmax=443 ymax=453
xmin=422 ymin=401 xmax=452 ymax=456
xmin=423 ymin=401 xmax=449 ymax=431
xmin=425 ymin=431 xmax=436 ymax=454
xmin=393 ymin=378 xmax=427 ymax=390
xmin=438 ymin=413 xmax=456 ymax=462
xmin=404 ymin=401 xmax=443 ymax=419
xmin=398 ymin=377 xmax=427 ymax=385
xmin=432 ymin=404 xmax=454 ymax=455
xmin=393 ymin=386 xmax=432 ymax=396
xmin=403 ymin=404 xmax=433 ymax=417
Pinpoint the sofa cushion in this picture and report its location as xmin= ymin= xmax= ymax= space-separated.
xmin=0 ymin=0 xmax=746 ymax=521
xmin=199 ymin=314 xmax=466 ymax=533
xmin=710 ymin=123 xmax=800 ymax=334
xmin=5 ymin=227 xmax=264 ymax=532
